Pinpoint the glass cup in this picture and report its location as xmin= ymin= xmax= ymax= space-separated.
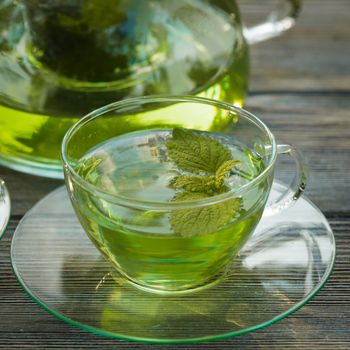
xmin=62 ymin=96 xmax=308 ymax=294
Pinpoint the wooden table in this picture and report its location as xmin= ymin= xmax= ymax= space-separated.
xmin=1 ymin=1 xmax=349 ymax=348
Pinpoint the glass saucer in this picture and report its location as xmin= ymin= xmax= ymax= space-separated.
xmin=11 ymin=182 xmax=335 ymax=344
xmin=0 ymin=178 xmax=10 ymax=240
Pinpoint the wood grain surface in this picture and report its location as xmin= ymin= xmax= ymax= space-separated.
xmin=1 ymin=0 xmax=349 ymax=349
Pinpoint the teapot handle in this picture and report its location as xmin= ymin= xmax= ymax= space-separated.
xmin=242 ymin=0 xmax=302 ymax=44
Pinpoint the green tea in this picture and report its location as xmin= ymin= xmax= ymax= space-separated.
xmin=0 ymin=0 xmax=248 ymax=176
xmin=71 ymin=129 xmax=268 ymax=292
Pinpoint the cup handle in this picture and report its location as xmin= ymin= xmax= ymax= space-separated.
xmin=264 ymin=144 xmax=308 ymax=216
xmin=242 ymin=0 xmax=302 ymax=44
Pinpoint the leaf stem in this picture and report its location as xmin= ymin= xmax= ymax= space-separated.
xmin=230 ymin=168 xmax=255 ymax=181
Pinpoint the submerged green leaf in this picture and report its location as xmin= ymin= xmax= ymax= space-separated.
xmin=170 ymin=175 xmax=216 ymax=193
xmin=75 ymin=157 xmax=102 ymax=183
xmin=171 ymin=192 xmax=241 ymax=237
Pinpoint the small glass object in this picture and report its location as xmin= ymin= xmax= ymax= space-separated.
xmin=0 ymin=178 xmax=10 ymax=240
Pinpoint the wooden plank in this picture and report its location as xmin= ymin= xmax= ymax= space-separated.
xmin=0 ymin=217 xmax=348 ymax=349
xmin=240 ymin=0 xmax=350 ymax=90
xmin=0 ymin=167 xmax=62 ymax=216
xmin=246 ymin=92 xmax=350 ymax=212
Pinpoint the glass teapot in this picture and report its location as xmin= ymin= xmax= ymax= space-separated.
xmin=0 ymin=0 xmax=301 ymax=178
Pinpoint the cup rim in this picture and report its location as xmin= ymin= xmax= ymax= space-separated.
xmin=61 ymin=95 xmax=277 ymax=210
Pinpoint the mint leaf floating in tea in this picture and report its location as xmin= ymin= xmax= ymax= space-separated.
xmin=170 ymin=175 xmax=216 ymax=193
xmin=171 ymin=192 xmax=241 ymax=237
xmin=215 ymin=159 xmax=240 ymax=190
xmin=170 ymin=159 xmax=238 ymax=194
xmin=166 ymin=128 xmax=233 ymax=174
xmin=166 ymin=128 xmax=241 ymax=236
xmin=75 ymin=157 xmax=102 ymax=183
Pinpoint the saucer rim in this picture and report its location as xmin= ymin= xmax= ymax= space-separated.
xmin=10 ymin=184 xmax=336 ymax=344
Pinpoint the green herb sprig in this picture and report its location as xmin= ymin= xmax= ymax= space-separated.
xmin=166 ymin=128 xmax=241 ymax=237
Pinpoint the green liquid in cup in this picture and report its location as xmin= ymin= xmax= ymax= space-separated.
xmin=72 ymin=129 xmax=268 ymax=292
